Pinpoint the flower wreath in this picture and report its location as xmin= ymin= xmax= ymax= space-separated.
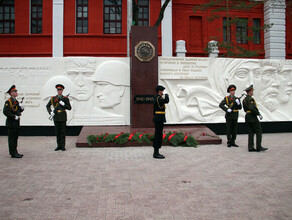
xmin=87 ymin=131 xmax=198 ymax=147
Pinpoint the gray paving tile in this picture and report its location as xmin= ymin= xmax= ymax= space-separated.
xmin=0 ymin=133 xmax=291 ymax=220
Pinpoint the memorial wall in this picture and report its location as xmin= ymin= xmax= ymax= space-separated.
xmin=159 ymin=57 xmax=292 ymax=123
xmin=0 ymin=57 xmax=291 ymax=126
xmin=0 ymin=57 xmax=130 ymax=126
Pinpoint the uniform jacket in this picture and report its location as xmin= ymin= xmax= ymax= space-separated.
xmin=3 ymin=98 xmax=24 ymax=128
xmin=219 ymin=95 xmax=242 ymax=119
xmin=46 ymin=95 xmax=71 ymax=121
xmin=153 ymin=94 xmax=169 ymax=123
xmin=243 ymin=95 xmax=260 ymax=123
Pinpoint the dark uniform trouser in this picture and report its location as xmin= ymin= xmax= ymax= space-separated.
xmin=8 ymin=128 xmax=19 ymax=155
xmin=153 ymin=121 xmax=164 ymax=149
xmin=226 ymin=118 xmax=238 ymax=144
xmin=247 ymin=121 xmax=262 ymax=150
xmin=54 ymin=121 xmax=66 ymax=147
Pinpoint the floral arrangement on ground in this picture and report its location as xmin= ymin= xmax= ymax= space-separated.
xmin=87 ymin=131 xmax=198 ymax=147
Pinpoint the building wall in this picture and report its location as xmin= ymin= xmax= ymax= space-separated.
xmin=0 ymin=0 xmax=52 ymax=57
xmin=0 ymin=0 xmax=291 ymax=58
xmin=172 ymin=0 xmax=265 ymax=58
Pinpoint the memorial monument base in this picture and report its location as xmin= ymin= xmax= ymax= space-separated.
xmin=76 ymin=125 xmax=222 ymax=147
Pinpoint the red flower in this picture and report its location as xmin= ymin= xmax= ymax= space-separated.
xmin=96 ymin=137 xmax=99 ymax=140
xmin=202 ymin=133 xmax=205 ymax=136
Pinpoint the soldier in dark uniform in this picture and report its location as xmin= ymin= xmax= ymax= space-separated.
xmin=3 ymin=85 xmax=24 ymax=158
xmin=153 ymin=85 xmax=169 ymax=159
xmin=243 ymin=85 xmax=268 ymax=152
xmin=46 ymin=84 xmax=71 ymax=151
xmin=219 ymin=85 xmax=242 ymax=147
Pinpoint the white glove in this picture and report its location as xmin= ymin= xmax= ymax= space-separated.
xmin=59 ymin=101 xmax=65 ymax=106
xmin=227 ymin=109 xmax=232 ymax=113
xmin=19 ymin=102 xmax=24 ymax=109
xmin=235 ymin=99 xmax=240 ymax=105
xmin=50 ymin=111 xmax=55 ymax=117
xmin=15 ymin=116 xmax=19 ymax=120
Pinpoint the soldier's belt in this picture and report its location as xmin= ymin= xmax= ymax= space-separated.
xmin=57 ymin=110 xmax=65 ymax=113
xmin=232 ymin=110 xmax=239 ymax=112
xmin=155 ymin=111 xmax=165 ymax=114
xmin=246 ymin=111 xmax=251 ymax=113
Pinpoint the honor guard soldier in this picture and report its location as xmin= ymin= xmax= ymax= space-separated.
xmin=3 ymin=85 xmax=24 ymax=158
xmin=219 ymin=84 xmax=242 ymax=148
xmin=46 ymin=84 xmax=71 ymax=151
xmin=243 ymin=85 xmax=268 ymax=152
xmin=153 ymin=85 xmax=169 ymax=159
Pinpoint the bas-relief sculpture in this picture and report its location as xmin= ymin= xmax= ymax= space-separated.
xmin=159 ymin=57 xmax=292 ymax=124
xmin=0 ymin=58 xmax=130 ymax=126
xmin=1 ymin=57 xmax=291 ymax=126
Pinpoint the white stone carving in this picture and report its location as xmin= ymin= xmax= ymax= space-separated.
xmin=0 ymin=57 xmax=130 ymax=126
xmin=208 ymin=40 xmax=219 ymax=58
xmin=1 ymin=57 xmax=291 ymax=126
xmin=159 ymin=57 xmax=292 ymax=124
xmin=176 ymin=40 xmax=187 ymax=57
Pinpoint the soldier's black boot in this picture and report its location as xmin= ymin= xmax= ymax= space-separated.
xmin=257 ymin=147 xmax=268 ymax=152
xmin=16 ymin=150 xmax=23 ymax=157
xmin=231 ymin=142 xmax=239 ymax=147
xmin=61 ymin=147 xmax=66 ymax=151
xmin=11 ymin=154 xmax=22 ymax=158
xmin=153 ymin=148 xmax=165 ymax=159
xmin=227 ymin=142 xmax=232 ymax=148
xmin=55 ymin=146 xmax=62 ymax=151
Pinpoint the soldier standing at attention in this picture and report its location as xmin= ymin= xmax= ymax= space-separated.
xmin=46 ymin=84 xmax=71 ymax=151
xmin=3 ymin=85 xmax=24 ymax=158
xmin=219 ymin=84 xmax=242 ymax=148
xmin=153 ymin=85 xmax=169 ymax=159
xmin=243 ymin=85 xmax=268 ymax=152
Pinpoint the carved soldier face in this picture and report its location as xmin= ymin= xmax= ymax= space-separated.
xmin=67 ymin=69 xmax=94 ymax=101
xmin=278 ymin=67 xmax=292 ymax=104
xmin=95 ymin=82 xmax=124 ymax=108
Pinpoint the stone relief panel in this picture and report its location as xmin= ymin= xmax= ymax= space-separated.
xmin=0 ymin=57 xmax=130 ymax=126
xmin=159 ymin=57 xmax=292 ymax=123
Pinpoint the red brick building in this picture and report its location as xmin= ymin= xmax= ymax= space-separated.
xmin=0 ymin=0 xmax=291 ymax=58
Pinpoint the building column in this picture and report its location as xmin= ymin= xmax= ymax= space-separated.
xmin=161 ymin=0 xmax=172 ymax=57
xmin=264 ymin=0 xmax=286 ymax=59
xmin=53 ymin=0 xmax=64 ymax=57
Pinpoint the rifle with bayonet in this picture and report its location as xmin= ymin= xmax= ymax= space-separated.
xmin=49 ymin=93 xmax=70 ymax=121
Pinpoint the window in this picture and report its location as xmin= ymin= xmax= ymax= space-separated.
xmin=104 ymin=0 xmax=122 ymax=34
xmin=236 ymin=18 xmax=248 ymax=44
xmin=137 ymin=0 xmax=149 ymax=26
xmin=223 ymin=17 xmax=231 ymax=42
xmin=76 ymin=0 xmax=88 ymax=34
xmin=253 ymin=18 xmax=260 ymax=44
xmin=31 ymin=0 xmax=42 ymax=34
xmin=0 ymin=0 xmax=15 ymax=34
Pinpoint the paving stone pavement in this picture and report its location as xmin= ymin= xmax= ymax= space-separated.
xmin=0 ymin=133 xmax=291 ymax=220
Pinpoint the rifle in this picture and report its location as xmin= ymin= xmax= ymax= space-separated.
xmin=16 ymin=97 xmax=24 ymax=116
xmin=228 ymin=93 xmax=245 ymax=112
xmin=49 ymin=94 xmax=70 ymax=121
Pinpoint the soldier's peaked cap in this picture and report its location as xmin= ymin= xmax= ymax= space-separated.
xmin=55 ymin=84 xmax=65 ymax=90
xmin=156 ymin=85 xmax=165 ymax=93
xmin=227 ymin=84 xmax=236 ymax=93
xmin=7 ymin=85 xmax=17 ymax=94
xmin=245 ymin=84 xmax=253 ymax=92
